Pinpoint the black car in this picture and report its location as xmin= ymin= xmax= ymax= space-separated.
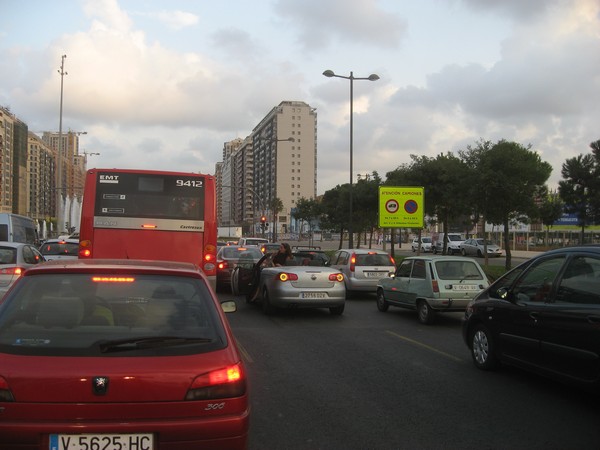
xmin=462 ymin=245 xmax=600 ymax=390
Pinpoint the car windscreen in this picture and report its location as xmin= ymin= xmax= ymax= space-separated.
xmin=220 ymin=247 xmax=263 ymax=259
xmin=0 ymin=273 xmax=227 ymax=357
xmin=434 ymin=260 xmax=485 ymax=280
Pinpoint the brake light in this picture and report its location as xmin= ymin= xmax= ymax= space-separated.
xmin=141 ymin=224 xmax=157 ymax=229
xmin=217 ymin=261 xmax=229 ymax=270
xmin=203 ymin=244 xmax=217 ymax=275
xmin=92 ymin=276 xmax=135 ymax=283
xmin=277 ymin=272 xmax=299 ymax=282
xmin=329 ymin=273 xmax=344 ymax=282
xmin=0 ymin=267 xmax=22 ymax=275
xmin=350 ymin=253 xmax=356 ymax=272
xmin=0 ymin=376 xmax=15 ymax=402
xmin=79 ymin=240 xmax=92 ymax=258
xmin=185 ymin=363 xmax=247 ymax=400
xmin=390 ymin=256 xmax=395 ymax=266
xmin=432 ymin=279 xmax=439 ymax=293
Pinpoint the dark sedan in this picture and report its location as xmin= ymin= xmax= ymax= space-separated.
xmin=216 ymin=245 xmax=263 ymax=292
xmin=462 ymin=245 xmax=600 ymax=391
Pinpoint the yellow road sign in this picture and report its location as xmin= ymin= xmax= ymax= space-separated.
xmin=379 ymin=186 xmax=424 ymax=228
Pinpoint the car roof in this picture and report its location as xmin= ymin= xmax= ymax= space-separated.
xmin=537 ymin=245 xmax=600 ymax=256
xmin=22 ymin=258 xmax=203 ymax=277
xmin=337 ymin=248 xmax=389 ymax=254
xmin=404 ymin=255 xmax=478 ymax=262
xmin=42 ymin=238 xmax=79 ymax=243
xmin=0 ymin=241 xmax=31 ymax=248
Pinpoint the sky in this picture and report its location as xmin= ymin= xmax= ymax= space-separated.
xmin=1 ymin=0 xmax=599 ymax=195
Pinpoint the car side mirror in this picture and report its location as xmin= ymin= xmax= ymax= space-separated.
xmin=221 ymin=300 xmax=237 ymax=313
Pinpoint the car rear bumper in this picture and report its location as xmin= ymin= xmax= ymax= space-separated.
xmin=267 ymin=288 xmax=346 ymax=308
xmin=427 ymin=297 xmax=472 ymax=312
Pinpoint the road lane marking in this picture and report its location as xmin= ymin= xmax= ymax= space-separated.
xmin=386 ymin=330 xmax=463 ymax=362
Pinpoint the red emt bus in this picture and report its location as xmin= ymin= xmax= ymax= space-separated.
xmin=78 ymin=169 xmax=218 ymax=287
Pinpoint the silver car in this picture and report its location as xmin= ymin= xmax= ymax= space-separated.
xmin=377 ymin=255 xmax=489 ymax=324
xmin=411 ymin=237 xmax=432 ymax=253
xmin=0 ymin=242 xmax=46 ymax=297
xmin=460 ymin=238 xmax=503 ymax=258
xmin=330 ymin=249 xmax=396 ymax=295
xmin=231 ymin=253 xmax=346 ymax=315
xmin=39 ymin=238 xmax=79 ymax=261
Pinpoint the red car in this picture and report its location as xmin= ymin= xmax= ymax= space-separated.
xmin=0 ymin=259 xmax=249 ymax=450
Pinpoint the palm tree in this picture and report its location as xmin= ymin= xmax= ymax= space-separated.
xmin=270 ymin=197 xmax=283 ymax=242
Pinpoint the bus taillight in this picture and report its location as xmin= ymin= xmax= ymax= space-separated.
xmin=203 ymin=245 xmax=216 ymax=275
xmin=79 ymin=240 xmax=92 ymax=258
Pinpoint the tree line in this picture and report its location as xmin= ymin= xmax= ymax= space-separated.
xmin=292 ymin=139 xmax=600 ymax=270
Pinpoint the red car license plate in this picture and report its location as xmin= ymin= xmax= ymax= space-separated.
xmin=50 ymin=433 xmax=153 ymax=450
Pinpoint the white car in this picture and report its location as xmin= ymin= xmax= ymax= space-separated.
xmin=0 ymin=242 xmax=46 ymax=296
xmin=231 ymin=252 xmax=346 ymax=315
xmin=411 ymin=237 xmax=432 ymax=252
xmin=39 ymin=238 xmax=79 ymax=261
xmin=460 ymin=238 xmax=503 ymax=258
xmin=330 ymin=249 xmax=396 ymax=295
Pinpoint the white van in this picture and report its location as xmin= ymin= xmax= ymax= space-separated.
xmin=0 ymin=213 xmax=38 ymax=245
xmin=433 ymin=233 xmax=464 ymax=255
xmin=238 ymin=237 xmax=269 ymax=247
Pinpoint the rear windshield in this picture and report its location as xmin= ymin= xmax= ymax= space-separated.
xmin=243 ymin=239 xmax=268 ymax=246
xmin=220 ymin=246 xmax=263 ymax=259
xmin=0 ymin=247 xmax=17 ymax=265
xmin=40 ymin=242 xmax=79 ymax=256
xmin=434 ymin=260 xmax=484 ymax=280
xmin=0 ymin=273 xmax=227 ymax=357
xmin=355 ymin=253 xmax=393 ymax=266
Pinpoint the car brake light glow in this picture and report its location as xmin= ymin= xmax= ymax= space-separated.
xmin=0 ymin=376 xmax=15 ymax=402
xmin=79 ymin=240 xmax=92 ymax=258
xmin=0 ymin=267 xmax=22 ymax=275
xmin=350 ymin=253 xmax=356 ymax=272
xmin=218 ymin=261 xmax=229 ymax=270
xmin=141 ymin=224 xmax=157 ymax=229
xmin=329 ymin=273 xmax=344 ymax=282
xmin=185 ymin=363 xmax=246 ymax=401
xmin=278 ymin=272 xmax=299 ymax=282
xmin=92 ymin=276 xmax=135 ymax=283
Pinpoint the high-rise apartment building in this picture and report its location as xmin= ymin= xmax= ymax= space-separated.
xmin=27 ymin=132 xmax=56 ymax=221
xmin=215 ymin=101 xmax=317 ymax=238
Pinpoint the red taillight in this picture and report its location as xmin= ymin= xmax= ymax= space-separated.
xmin=277 ymin=272 xmax=299 ymax=282
xmin=390 ymin=256 xmax=396 ymax=266
xmin=203 ymin=244 xmax=217 ymax=276
xmin=185 ymin=363 xmax=247 ymax=401
xmin=217 ymin=261 xmax=229 ymax=270
xmin=79 ymin=240 xmax=92 ymax=258
xmin=141 ymin=224 xmax=157 ymax=229
xmin=0 ymin=267 xmax=22 ymax=275
xmin=0 ymin=376 xmax=14 ymax=402
xmin=432 ymin=279 xmax=439 ymax=293
xmin=350 ymin=253 xmax=356 ymax=272
xmin=329 ymin=273 xmax=344 ymax=282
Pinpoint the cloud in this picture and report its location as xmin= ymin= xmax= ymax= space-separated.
xmin=273 ymin=0 xmax=408 ymax=49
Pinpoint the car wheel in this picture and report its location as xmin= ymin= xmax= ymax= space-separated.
xmin=461 ymin=248 xmax=467 ymax=256
xmin=329 ymin=304 xmax=345 ymax=315
xmin=412 ymin=247 xmax=416 ymax=252
xmin=261 ymin=287 xmax=275 ymax=315
xmin=477 ymin=249 xmax=483 ymax=258
xmin=417 ymin=300 xmax=435 ymax=324
xmin=376 ymin=289 xmax=389 ymax=312
xmin=471 ymin=324 xmax=499 ymax=370
xmin=433 ymin=246 xmax=438 ymax=254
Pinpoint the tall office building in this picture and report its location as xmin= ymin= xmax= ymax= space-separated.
xmin=251 ymin=101 xmax=317 ymax=236
xmin=216 ymin=101 xmax=317 ymax=238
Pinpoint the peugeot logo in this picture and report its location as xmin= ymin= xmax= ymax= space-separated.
xmin=92 ymin=376 xmax=109 ymax=395
xmin=311 ymin=274 xmax=317 ymax=280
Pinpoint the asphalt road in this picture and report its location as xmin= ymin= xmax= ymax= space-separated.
xmin=222 ymin=289 xmax=600 ymax=450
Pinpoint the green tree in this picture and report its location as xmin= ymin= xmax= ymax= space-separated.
xmin=558 ymin=151 xmax=598 ymax=243
xmin=353 ymin=172 xmax=382 ymax=248
xmin=269 ymin=197 xmax=283 ymax=242
xmin=537 ymin=188 xmax=564 ymax=244
xmin=479 ymin=140 xmax=552 ymax=270
xmin=293 ymin=197 xmax=321 ymax=241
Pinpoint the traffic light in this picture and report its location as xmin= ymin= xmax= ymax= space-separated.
xmin=260 ymin=216 xmax=267 ymax=224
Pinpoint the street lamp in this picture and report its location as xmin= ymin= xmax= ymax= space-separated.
xmin=323 ymin=69 xmax=379 ymax=249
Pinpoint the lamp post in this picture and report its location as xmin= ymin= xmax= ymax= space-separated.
xmin=56 ymin=54 xmax=67 ymax=236
xmin=323 ymin=69 xmax=379 ymax=249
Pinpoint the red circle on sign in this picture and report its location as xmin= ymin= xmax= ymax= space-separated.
xmin=404 ymin=200 xmax=418 ymax=214
xmin=385 ymin=199 xmax=399 ymax=214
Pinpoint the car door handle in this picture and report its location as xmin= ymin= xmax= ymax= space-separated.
xmin=529 ymin=312 xmax=539 ymax=321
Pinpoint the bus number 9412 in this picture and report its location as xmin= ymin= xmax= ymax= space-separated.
xmin=176 ymin=180 xmax=203 ymax=187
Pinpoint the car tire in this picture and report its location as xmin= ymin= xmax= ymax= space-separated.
xmin=261 ymin=287 xmax=275 ymax=315
xmin=412 ymin=247 xmax=416 ymax=252
xmin=417 ymin=300 xmax=435 ymax=324
xmin=470 ymin=324 xmax=499 ymax=370
xmin=461 ymin=248 xmax=467 ymax=256
xmin=477 ymin=249 xmax=483 ymax=258
xmin=329 ymin=304 xmax=345 ymax=315
xmin=376 ymin=289 xmax=389 ymax=312
xmin=433 ymin=246 xmax=438 ymax=254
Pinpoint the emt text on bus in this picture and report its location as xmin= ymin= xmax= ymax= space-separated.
xmin=78 ymin=169 xmax=218 ymax=287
